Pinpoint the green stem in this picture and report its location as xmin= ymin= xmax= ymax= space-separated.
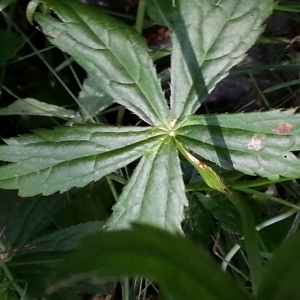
xmin=135 ymin=0 xmax=147 ymax=33
xmin=222 ymin=206 xmax=299 ymax=271
xmin=176 ymin=141 xmax=263 ymax=294
xmin=248 ymin=72 xmax=270 ymax=107
xmin=175 ymin=141 xmax=226 ymax=193
xmin=116 ymin=106 xmax=126 ymax=125
xmin=186 ymin=176 xmax=298 ymax=191
xmin=226 ymin=189 xmax=263 ymax=295
xmin=106 ymin=176 xmax=119 ymax=202
xmin=107 ymin=173 xmax=128 ymax=185
xmin=0 ymin=259 xmax=28 ymax=299
xmin=235 ymin=187 xmax=300 ymax=210
xmin=121 ymin=277 xmax=130 ymax=300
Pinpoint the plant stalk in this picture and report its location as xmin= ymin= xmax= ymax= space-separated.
xmin=225 ymin=189 xmax=263 ymax=295
xmin=176 ymin=142 xmax=263 ymax=294
xmin=135 ymin=0 xmax=147 ymax=33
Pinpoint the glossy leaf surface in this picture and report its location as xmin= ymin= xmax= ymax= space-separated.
xmin=176 ymin=110 xmax=300 ymax=180
xmin=105 ymin=139 xmax=187 ymax=232
xmin=0 ymin=126 xmax=162 ymax=196
xmin=47 ymin=224 xmax=250 ymax=300
xmin=170 ymin=0 xmax=274 ymax=118
xmin=33 ymin=0 xmax=170 ymax=125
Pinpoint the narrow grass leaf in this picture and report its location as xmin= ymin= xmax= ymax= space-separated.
xmin=0 ymin=126 xmax=163 ymax=196
xmin=257 ymin=231 xmax=300 ymax=300
xmin=32 ymin=0 xmax=170 ymax=125
xmin=47 ymin=224 xmax=251 ymax=300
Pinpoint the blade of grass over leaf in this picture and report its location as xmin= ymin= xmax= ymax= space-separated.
xmin=226 ymin=189 xmax=263 ymax=295
xmin=257 ymin=231 xmax=300 ymax=300
xmin=0 ymin=126 xmax=163 ymax=196
xmin=31 ymin=0 xmax=170 ymax=126
xmin=47 ymin=224 xmax=251 ymax=300
xmin=105 ymin=138 xmax=188 ymax=232
xmin=169 ymin=0 xmax=274 ymax=118
xmin=176 ymin=110 xmax=300 ymax=180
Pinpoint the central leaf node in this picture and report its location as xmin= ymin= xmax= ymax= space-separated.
xmin=168 ymin=130 xmax=176 ymax=137
xmin=168 ymin=118 xmax=178 ymax=137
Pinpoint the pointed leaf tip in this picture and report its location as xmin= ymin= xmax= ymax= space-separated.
xmin=0 ymin=126 xmax=161 ymax=196
xmin=170 ymin=0 xmax=274 ymax=118
xmin=105 ymin=140 xmax=188 ymax=232
xmin=32 ymin=0 xmax=170 ymax=125
xmin=177 ymin=110 xmax=300 ymax=180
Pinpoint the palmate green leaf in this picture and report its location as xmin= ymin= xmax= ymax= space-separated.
xmin=47 ymin=224 xmax=250 ymax=300
xmin=0 ymin=191 xmax=68 ymax=250
xmin=170 ymin=0 xmax=274 ymax=118
xmin=176 ymin=110 xmax=300 ymax=180
xmin=256 ymin=231 xmax=300 ymax=300
xmin=0 ymin=193 xmax=103 ymax=300
xmin=0 ymin=126 xmax=163 ymax=196
xmin=105 ymin=138 xmax=188 ymax=232
xmin=31 ymin=0 xmax=170 ymax=126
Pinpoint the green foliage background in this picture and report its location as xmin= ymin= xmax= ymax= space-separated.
xmin=1 ymin=0 xmax=300 ymax=299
